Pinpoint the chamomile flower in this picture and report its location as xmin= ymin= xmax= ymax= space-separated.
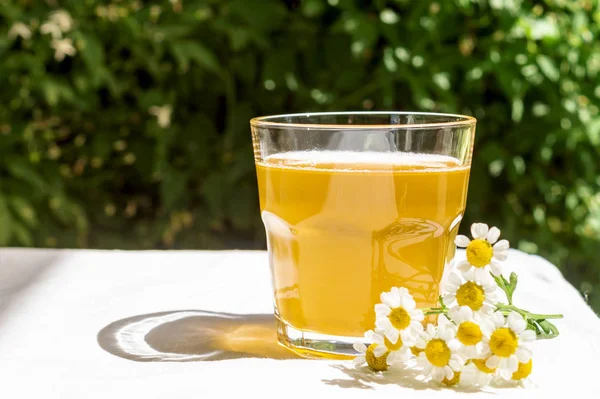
xmin=511 ymin=359 xmax=533 ymax=383
xmin=481 ymin=312 xmax=535 ymax=380
xmin=375 ymin=287 xmax=424 ymax=344
xmin=455 ymin=223 xmax=510 ymax=280
xmin=415 ymin=322 xmax=465 ymax=382
xmin=443 ymin=271 xmax=498 ymax=318
xmin=353 ymin=331 xmax=390 ymax=372
xmin=460 ymin=359 xmax=495 ymax=387
xmin=449 ymin=306 xmax=494 ymax=358
xmin=441 ymin=371 xmax=462 ymax=387
xmin=370 ymin=329 xmax=413 ymax=365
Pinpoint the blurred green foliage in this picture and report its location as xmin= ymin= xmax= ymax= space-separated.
xmin=0 ymin=0 xmax=599 ymax=309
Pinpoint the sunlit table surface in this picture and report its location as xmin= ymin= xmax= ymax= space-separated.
xmin=0 ymin=248 xmax=598 ymax=398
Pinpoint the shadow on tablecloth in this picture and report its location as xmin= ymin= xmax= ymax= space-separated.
xmin=97 ymin=310 xmax=303 ymax=362
xmin=0 ymin=249 xmax=63 ymax=323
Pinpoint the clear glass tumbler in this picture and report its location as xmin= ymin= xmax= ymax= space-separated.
xmin=250 ymin=112 xmax=476 ymax=358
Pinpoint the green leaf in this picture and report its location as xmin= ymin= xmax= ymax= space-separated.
xmin=8 ymin=196 xmax=38 ymax=228
xmin=12 ymin=221 xmax=33 ymax=247
xmin=0 ymin=194 xmax=13 ymax=245
xmin=536 ymin=55 xmax=559 ymax=82
xmin=40 ymin=78 xmax=76 ymax=106
xmin=537 ymin=320 xmax=560 ymax=339
xmin=511 ymin=98 xmax=524 ymax=122
xmin=79 ymin=33 xmax=105 ymax=70
xmin=5 ymin=159 xmax=49 ymax=194
xmin=170 ymin=40 xmax=220 ymax=73
xmin=161 ymin=168 xmax=188 ymax=211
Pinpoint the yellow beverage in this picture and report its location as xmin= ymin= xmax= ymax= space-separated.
xmin=256 ymin=151 xmax=470 ymax=338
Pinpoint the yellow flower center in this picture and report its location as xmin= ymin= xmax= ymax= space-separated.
xmin=456 ymin=281 xmax=485 ymax=310
xmin=411 ymin=346 xmax=423 ymax=356
xmin=512 ymin=359 xmax=533 ymax=380
xmin=365 ymin=344 xmax=389 ymax=372
xmin=388 ymin=307 xmax=411 ymax=330
xmin=489 ymin=328 xmax=518 ymax=357
xmin=442 ymin=371 xmax=461 ymax=386
xmin=466 ymin=239 xmax=493 ymax=267
xmin=457 ymin=321 xmax=483 ymax=346
xmin=471 ymin=358 xmax=496 ymax=374
xmin=425 ymin=338 xmax=451 ymax=367
xmin=384 ymin=335 xmax=404 ymax=351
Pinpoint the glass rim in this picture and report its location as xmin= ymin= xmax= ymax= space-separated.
xmin=250 ymin=111 xmax=476 ymax=130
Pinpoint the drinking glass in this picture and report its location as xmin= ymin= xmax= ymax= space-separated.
xmin=250 ymin=112 xmax=476 ymax=358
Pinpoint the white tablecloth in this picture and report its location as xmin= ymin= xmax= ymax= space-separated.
xmin=0 ymin=248 xmax=598 ymax=398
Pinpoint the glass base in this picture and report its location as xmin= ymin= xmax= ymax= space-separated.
xmin=275 ymin=315 xmax=360 ymax=360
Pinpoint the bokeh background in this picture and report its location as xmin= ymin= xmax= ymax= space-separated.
xmin=1 ymin=0 xmax=599 ymax=311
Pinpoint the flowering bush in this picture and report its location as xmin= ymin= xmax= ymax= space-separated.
xmin=0 ymin=1 xmax=598 ymax=309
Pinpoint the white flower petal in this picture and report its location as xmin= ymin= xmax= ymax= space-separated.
xmin=471 ymin=223 xmax=489 ymax=239
xmin=474 ymin=267 xmax=490 ymax=282
xmin=493 ymin=250 xmax=508 ymax=261
xmin=439 ymin=327 xmax=454 ymax=342
xmin=402 ymin=297 xmax=417 ymax=311
xmin=409 ymin=319 xmax=424 ymax=332
xmin=508 ymin=355 xmax=519 ymax=373
xmin=422 ymin=361 xmax=433 ymax=375
xmin=520 ymin=330 xmax=536 ymax=343
xmin=375 ymin=318 xmax=392 ymax=331
xmin=486 ymin=227 xmax=501 ymax=244
xmin=426 ymin=323 xmax=436 ymax=337
xmin=394 ymin=348 xmax=411 ymax=363
xmin=486 ymin=355 xmax=500 ymax=369
xmin=479 ymin=346 xmax=491 ymax=359
xmin=456 ymin=260 xmax=472 ymax=273
xmin=516 ymin=347 xmax=532 ymax=363
xmin=490 ymin=312 xmax=505 ymax=327
xmin=431 ymin=366 xmax=446 ymax=382
xmin=480 ymin=303 xmax=496 ymax=315
xmin=371 ymin=332 xmax=385 ymax=345
xmin=477 ymin=372 xmax=493 ymax=387
xmin=459 ymin=365 xmax=477 ymax=387
xmin=417 ymin=352 xmax=428 ymax=366
xmin=353 ymin=355 xmax=366 ymax=366
xmin=493 ymin=239 xmax=510 ymax=251
xmin=375 ymin=303 xmax=391 ymax=316
xmin=381 ymin=292 xmax=398 ymax=308
xmin=463 ymin=345 xmax=479 ymax=359
xmin=478 ymin=318 xmax=495 ymax=336
xmin=448 ymin=272 xmax=463 ymax=287
xmin=455 ymin=235 xmax=471 ymax=247
xmin=353 ymin=342 xmax=367 ymax=353
xmin=437 ymin=314 xmax=451 ymax=327
xmin=449 ymin=355 xmax=463 ymax=371
xmin=386 ymin=351 xmax=398 ymax=365
xmin=444 ymin=294 xmax=456 ymax=305
xmin=498 ymin=369 xmax=512 ymax=380
xmin=444 ymin=365 xmax=454 ymax=380
xmin=447 ymin=339 xmax=461 ymax=352
xmin=384 ymin=326 xmax=400 ymax=344
xmin=387 ymin=294 xmax=401 ymax=308
xmin=415 ymin=338 xmax=427 ymax=349
xmin=410 ymin=309 xmax=424 ymax=322
xmin=364 ymin=330 xmax=375 ymax=341
xmin=489 ymin=261 xmax=502 ymax=276
xmin=373 ymin=345 xmax=387 ymax=357
xmin=507 ymin=312 xmax=527 ymax=334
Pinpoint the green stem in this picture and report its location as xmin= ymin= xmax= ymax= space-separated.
xmin=496 ymin=303 xmax=563 ymax=320
xmin=496 ymin=277 xmax=512 ymax=305
xmin=422 ymin=307 xmax=448 ymax=316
